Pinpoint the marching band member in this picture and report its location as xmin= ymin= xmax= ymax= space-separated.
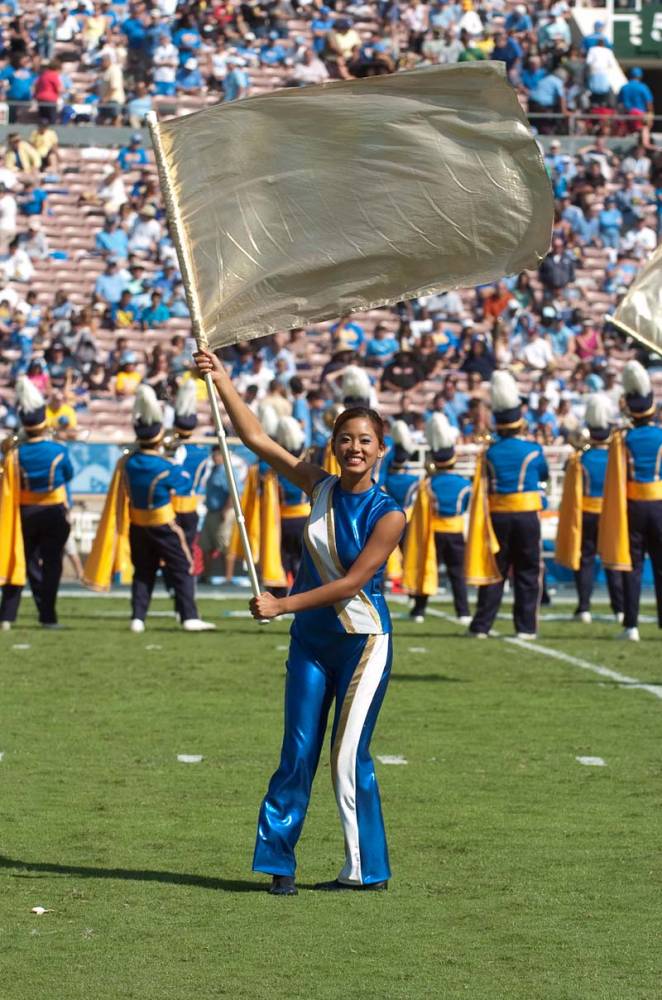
xmin=170 ymin=379 xmax=209 ymax=553
xmin=195 ymin=347 xmax=405 ymax=897
xmin=555 ymin=394 xmax=624 ymax=623
xmin=0 ymin=377 xmax=73 ymax=630
xmin=467 ymin=371 xmax=548 ymax=640
xmin=382 ymin=419 xmax=424 ymax=513
xmin=274 ymin=415 xmax=311 ymax=593
xmin=83 ymin=385 xmax=215 ymax=633
xmin=404 ymin=413 xmax=471 ymax=623
xmin=599 ymin=361 xmax=662 ymax=641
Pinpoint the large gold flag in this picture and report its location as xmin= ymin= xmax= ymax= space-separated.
xmin=613 ymin=244 xmax=662 ymax=353
xmin=155 ymin=63 xmax=553 ymax=348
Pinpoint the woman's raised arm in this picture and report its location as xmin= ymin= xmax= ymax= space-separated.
xmin=194 ymin=348 xmax=325 ymax=496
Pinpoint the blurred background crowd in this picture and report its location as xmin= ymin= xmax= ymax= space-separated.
xmin=0 ymin=0 xmax=660 ymax=452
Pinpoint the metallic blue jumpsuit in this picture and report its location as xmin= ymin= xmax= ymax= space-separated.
xmin=253 ymin=474 xmax=403 ymax=885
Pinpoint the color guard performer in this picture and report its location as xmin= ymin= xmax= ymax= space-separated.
xmin=599 ymin=361 xmax=662 ymax=641
xmin=404 ymin=413 xmax=471 ymax=623
xmin=0 ymin=377 xmax=73 ymax=630
xmin=195 ymin=347 xmax=405 ymax=896
xmin=467 ymin=371 xmax=548 ymax=640
xmin=83 ymin=385 xmax=215 ymax=633
xmin=555 ymin=394 xmax=624 ymax=623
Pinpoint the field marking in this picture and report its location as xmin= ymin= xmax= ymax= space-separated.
xmin=177 ymin=754 xmax=203 ymax=763
xmin=426 ymin=608 xmax=662 ymax=701
xmin=577 ymin=756 xmax=606 ymax=767
xmin=377 ymin=755 xmax=408 ymax=765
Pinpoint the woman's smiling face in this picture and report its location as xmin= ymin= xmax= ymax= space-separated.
xmin=333 ymin=416 xmax=384 ymax=476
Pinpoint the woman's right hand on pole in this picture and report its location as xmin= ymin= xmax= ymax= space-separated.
xmin=194 ymin=348 xmax=224 ymax=387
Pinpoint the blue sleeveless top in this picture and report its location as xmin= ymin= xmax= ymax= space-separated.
xmin=290 ymin=475 xmax=403 ymax=635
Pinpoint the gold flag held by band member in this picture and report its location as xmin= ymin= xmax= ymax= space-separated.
xmin=597 ymin=431 xmax=632 ymax=572
xmin=464 ymin=450 xmax=502 ymax=586
xmin=155 ymin=63 xmax=553 ymax=348
xmin=554 ymin=450 xmax=584 ymax=571
xmin=613 ymin=244 xmax=662 ymax=353
xmin=0 ymin=448 xmax=26 ymax=587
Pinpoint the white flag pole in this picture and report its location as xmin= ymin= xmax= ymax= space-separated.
xmin=146 ymin=112 xmax=262 ymax=602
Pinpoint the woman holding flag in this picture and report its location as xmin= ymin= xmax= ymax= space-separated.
xmin=194 ymin=347 xmax=405 ymax=897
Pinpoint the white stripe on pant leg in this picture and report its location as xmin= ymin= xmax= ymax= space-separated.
xmin=334 ymin=633 xmax=390 ymax=885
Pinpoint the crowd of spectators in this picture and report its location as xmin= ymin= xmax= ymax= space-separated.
xmin=0 ymin=1 xmax=660 ymax=447
xmin=0 ymin=0 xmax=656 ymax=133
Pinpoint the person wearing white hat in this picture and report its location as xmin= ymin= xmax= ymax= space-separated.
xmin=120 ymin=386 xmax=215 ymax=632
xmin=0 ymin=376 xmax=74 ymax=630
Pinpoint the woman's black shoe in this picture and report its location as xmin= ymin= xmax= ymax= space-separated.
xmin=268 ymin=875 xmax=298 ymax=896
xmin=314 ymin=879 xmax=388 ymax=892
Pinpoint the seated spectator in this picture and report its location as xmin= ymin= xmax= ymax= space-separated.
xmin=18 ymin=179 xmax=47 ymax=216
xmin=4 ymin=132 xmax=40 ymax=174
xmin=118 ymin=133 xmax=148 ymax=172
xmin=330 ymin=313 xmax=365 ymax=353
xmin=365 ymin=322 xmax=399 ymax=366
xmin=539 ymin=236 xmax=575 ymax=293
xmin=621 ymin=142 xmax=652 ymax=181
xmin=324 ymin=16 xmax=361 ymax=79
xmin=460 ymin=334 xmax=496 ymax=379
xmin=574 ymin=320 xmax=604 ymax=362
xmin=25 ymin=358 xmax=50 ymax=396
xmin=46 ymin=340 xmax=79 ymax=387
xmin=144 ymin=353 xmax=171 ymax=399
xmin=126 ymin=80 xmax=153 ymax=126
xmin=263 ymin=378 xmax=293 ymax=417
xmin=292 ymin=48 xmax=329 ymax=85
xmin=2 ymin=237 xmax=34 ymax=283
xmin=381 ymin=350 xmax=425 ymax=391
xmin=46 ymin=388 xmax=78 ymax=434
xmin=85 ymin=361 xmax=112 ymax=396
xmin=96 ymin=216 xmax=129 ymax=260
xmin=141 ymin=291 xmax=171 ymax=328
xmin=176 ymin=57 xmax=204 ymax=94
xmin=518 ymin=324 xmax=554 ymax=371
xmin=490 ymin=29 xmax=522 ymax=78
xmin=95 ymin=259 xmax=128 ymax=306
xmin=128 ymin=205 xmax=161 ymax=257
xmin=111 ymin=289 xmax=138 ymax=328
xmin=223 ymin=56 xmax=250 ymax=101
xmin=620 ymin=212 xmax=657 ymax=259
xmin=114 ymin=351 xmax=142 ymax=396
xmin=526 ymin=66 xmax=569 ymax=133
xmin=17 ymin=217 xmax=49 ymax=260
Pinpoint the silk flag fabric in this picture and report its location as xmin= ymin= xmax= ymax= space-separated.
xmin=0 ymin=448 xmax=26 ymax=586
xmin=82 ymin=456 xmax=133 ymax=591
xmin=554 ymin=450 xmax=583 ymax=571
xmin=613 ymin=244 xmax=662 ymax=352
xmin=597 ymin=431 xmax=632 ymax=572
xmin=464 ymin=450 xmax=501 ymax=586
xmin=403 ymin=480 xmax=438 ymax=596
xmin=155 ymin=63 xmax=553 ymax=347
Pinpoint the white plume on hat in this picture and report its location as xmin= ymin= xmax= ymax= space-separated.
xmin=426 ymin=412 xmax=458 ymax=452
xmin=15 ymin=375 xmax=45 ymax=412
xmin=622 ymin=360 xmax=651 ymax=397
xmin=341 ymin=365 xmax=372 ymax=402
xmin=133 ymin=383 xmax=163 ymax=425
xmin=392 ymin=419 xmax=415 ymax=454
xmin=276 ymin=416 xmax=305 ymax=454
xmin=490 ymin=370 xmax=520 ymax=412
xmin=258 ymin=402 xmax=280 ymax=438
xmin=585 ymin=393 xmax=611 ymax=430
xmin=175 ymin=379 xmax=197 ymax=417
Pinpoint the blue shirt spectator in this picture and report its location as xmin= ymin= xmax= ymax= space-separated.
xmin=96 ymin=222 xmax=129 ymax=258
xmin=1 ymin=62 xmax=36 ymax=102
xmin=618 ymin=72 xmax=654 ymax=113
xmin=598 ymin=202 xmax=623 ymax=248
xmin=582 ymin=22 xmax=613 ymax=52
xmin=504 ymin=8 xmax=532 ymax=33
xmin=528 ymin=72 xmax=565 ymax=108
xmin=19 ymin=184 xmax=47 ymax=216
xmin=490 ymin=33 xmax=522 ymax=72
xmin=95 ymin=263 xmax=127 ymax=305
xmin=176 ymin=59 xmax=203 ymax=92
xmin=118 ymin=135 xmax=149 ymax=171
xmin=224 ymin=64 xmax=250 ymax=102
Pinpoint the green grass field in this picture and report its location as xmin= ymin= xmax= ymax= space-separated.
xmin=1 ymin=594 xmax=661 ymax=1000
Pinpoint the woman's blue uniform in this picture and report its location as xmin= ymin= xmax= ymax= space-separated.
xmin=253 ymin=474 xmax=403 ymax=886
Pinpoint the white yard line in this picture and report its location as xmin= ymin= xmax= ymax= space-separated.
xmin=426 ymin=608 xmax=662 ymax=702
